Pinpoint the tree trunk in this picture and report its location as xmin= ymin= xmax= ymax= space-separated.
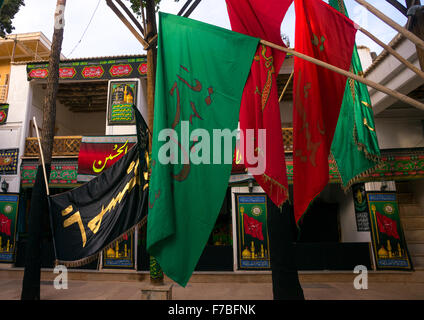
xmin=144 ymin=0 xmax=164 ymax=285
xmin=21 ymin=0 xmax=66 ymax=300
xmin=41 ymin=0 xmax=66 ymax=164
xmin=406 ymin=0 xmax=424 ymax=71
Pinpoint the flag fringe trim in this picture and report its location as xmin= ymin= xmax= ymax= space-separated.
xmin=55 ymin=215 xmax=148 ymax=268
xmin=330 ymin=151 xmax=384 ymax=193
xmin=353 ymin=122 xmax=381 ymax=163
xmin=260 ymin=173 xmax=289 ymax=208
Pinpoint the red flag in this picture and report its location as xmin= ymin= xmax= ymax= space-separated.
xmin=293 ymin=0 xmax=357 ymax=224
xmin=376 ymin=212 xmax=400 ymax=239
xmin=0 ymin=214 xmax=11 ymax=236
xmin=243 ymin=213 xmax=264 ymax=241
xmin=226 ymin=0 xmax=293 ymax=207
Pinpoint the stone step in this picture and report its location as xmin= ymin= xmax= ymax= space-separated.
xmin=405 ymin=230 xmax=424 ymax=242
xmin=399 ymin=204 xmax=423 ymax=217
xmin=406 ymin=243 xmax=424 ymax=256
xmin=401 ymin=216 xmax=424 ymax=230
xmin=397 ymin=193 xmax=416 ymax=204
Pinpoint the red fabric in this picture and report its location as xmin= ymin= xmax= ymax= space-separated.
xmin=226 ymin=0 xmax=293 ymax=207
xmin=376 ymin=212 xmax=400 ymax=240
xmin=293 ymin=0 xmax=357 ymax=224
xmin=243 ymin=213 xmax=264 ymax=241
xmin=0 ymin=214 xmax=11 ymax=236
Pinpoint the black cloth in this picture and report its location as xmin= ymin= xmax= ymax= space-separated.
xmin=267 ymin=200 xmax=305 ymax=300
xmin=21 ymin=164 xmax=51 ymax=300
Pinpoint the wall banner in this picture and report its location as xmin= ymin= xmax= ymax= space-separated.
xmin=107 ymin=81 xmax=138 ymax=125
xmin=0 ymin=193 xmax=19 ymax=263
xmin=0 ymin=149 xmax=19 ymax=175
xmin=0 ymin=104 xmax=9 ymax=125
xmin=352 ymin=183 xmax=370 ymax=232
xmin=367 ymin=192 xmax=413 ymax=270
xmin=77 ymin=135 xmax=137 ymax=182
xmin=102 ymin=232 xmax=135 ymax=269
xmin=235 ymin=194 xmax=271 ymax=270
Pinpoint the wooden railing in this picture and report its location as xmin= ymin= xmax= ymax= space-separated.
xmin=282 ymin=128 xmax=293 ymax=152
xmin=0 ymin=85 xmax=9 ymax=103
xmin=23 ymin=130 xmax=294 ymax=158
xmin=24 ymin=136 xmax=82 ymax=158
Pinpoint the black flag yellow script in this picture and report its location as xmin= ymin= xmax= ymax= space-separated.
xmin=49 ymin=144 xmax=149 ymax=266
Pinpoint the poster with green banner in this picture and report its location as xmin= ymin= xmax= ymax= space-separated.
xmin=352 ymin=183 xmax=370 ymax=232
xmin=367 ymin=192 xmax=412 ymax=270
xmin=235 ymin=194 xmax=270 ymax=270
xmin=0 ymin=194 xmax=19 ymax=263
xmin=102 ymin=232 xmax=135 ymax=269
xmin=107 ymin=81 xmax=137 ymax=125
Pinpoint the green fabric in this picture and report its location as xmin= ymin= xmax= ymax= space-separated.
xmin=147 ymin=12 xmax=258 ymax=287
xmin=330 ymin=0 xmax=381 ymax=190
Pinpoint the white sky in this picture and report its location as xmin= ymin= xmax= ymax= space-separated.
xmin=10 ymin=0 xmax=408 ymax=59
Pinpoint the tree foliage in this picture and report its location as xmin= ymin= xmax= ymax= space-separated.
xmin=0 ymin=0 xmax=24 ymax=37
xmin=126 ymin=0 xmax=179 ymax=16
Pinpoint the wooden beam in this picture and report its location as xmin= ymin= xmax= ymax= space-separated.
xmin=178 ymin=0 xmax=193 ymax=16
xmin=183 ymin=0 xmax=202 ymax=18
xmin=115 ymin=0 xmax=144 ymax=35
xmin=106 ymin=0 xmax=149 ymax=48
xmin=386 ymin=0 xmax=407 ymax=16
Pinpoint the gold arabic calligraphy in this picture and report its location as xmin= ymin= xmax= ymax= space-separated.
xmin=92 ymin=140 xmax=129 ymax=173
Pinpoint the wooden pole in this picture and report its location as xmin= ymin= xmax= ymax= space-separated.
xmin=359 ymin=26 xmax=424 ymax=80
xmin=278 ymin=71 xmax=294 ymax=103
xmin=354 ymin=0 xmax=424 ymax=51
xmin=32 ymin=117 xmax=50 ymax=196
xmin=260 ymin=39 xmax=424 ymax=112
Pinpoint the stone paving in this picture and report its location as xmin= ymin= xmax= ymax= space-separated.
xmin=1 ymin=278 xmax=424 ymax=300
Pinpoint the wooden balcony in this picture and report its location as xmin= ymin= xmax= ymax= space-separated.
xmin=23 ymin=129 xmax=293 ymax=159
xmin=24 ymin=136 xmax=82 ymax=158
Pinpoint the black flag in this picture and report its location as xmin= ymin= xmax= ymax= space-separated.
xmin=49 ymin=142 xmax=149 ymax=266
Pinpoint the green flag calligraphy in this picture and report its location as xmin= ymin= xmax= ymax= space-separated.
xmin=330 ymin=0 xmax=382 ymax=190
xmin=147 ymin=13 xmax=258 ymax=287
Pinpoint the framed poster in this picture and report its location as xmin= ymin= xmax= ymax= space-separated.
xmin=352 ymin=183 xmax=370 ymax=232
xmin=107 ymin=81 xmax=138 ymax=125
xmin=0 ymin=149 xmax=19 ymax=175
xmin=367 ymin=192 xmax=412 ymax=270
xmin=102 ymin=232 xmax=135 ymax=269
xmin=235 ymin=194 xmax=271 ymax=270
xmin=0 ymin=193 xmax=19 ymax=263
xmin=0 ymin=104 xmax=9 ymax=125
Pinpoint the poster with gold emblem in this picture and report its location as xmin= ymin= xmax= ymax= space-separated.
xmin=235 ymin=194 xmax=270 ymax=270
xmin=107 ymin=81 xmax=138 ymax=125
xmin=367 ymin=192 xmax=412 ymax=270
xmin=0 ymin=194 xmax=19 ymax=263
xmin=102 ymin=232 xmax=135 ymax=269
xmin=352 ymin=183 xmax=370 ymax=232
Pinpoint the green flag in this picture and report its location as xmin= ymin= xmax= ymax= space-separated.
xmin=330 ymin=0 xmax=382 ymax=190
xmin=147 ymin=12 xmax=259 ymax=287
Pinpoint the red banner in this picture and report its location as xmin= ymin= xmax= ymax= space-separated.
xmin=226 ymin=0 xmax=293 ymax=207
xmin=293 ymin=0 xmax=357 ymax=224
xmin=243 ymin=213 xmax=264 ymax=241
xmin=0 ymin=214 xmax=11 ymax=236
xmin=110 ymin=64 xmax=133 ymax=77
xmin=77 ymin=136 xmax=137 ymax=182
xmin=28 ymin=68 xmax=48 ymax=79
xmin=59 ymin=67 xmax=76 ymax=79
xmin=82 ymin=66 xmax=105 ymax=79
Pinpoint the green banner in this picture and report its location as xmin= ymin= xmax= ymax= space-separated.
xmin=102 ymin=232 xmax=135 ymax=269
xmin=0 ymin=194 xmax=19 ymax=263
xmin=367 ymin=192 xmax=412 ymax=270
xmin=107 ymin=81 xmax=137 ymax=125
xmin=236 ymin=194 xmax=270 ymax=270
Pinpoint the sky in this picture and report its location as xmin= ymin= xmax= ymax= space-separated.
xmin=10 ymin=0 xmax=409 ymax=59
